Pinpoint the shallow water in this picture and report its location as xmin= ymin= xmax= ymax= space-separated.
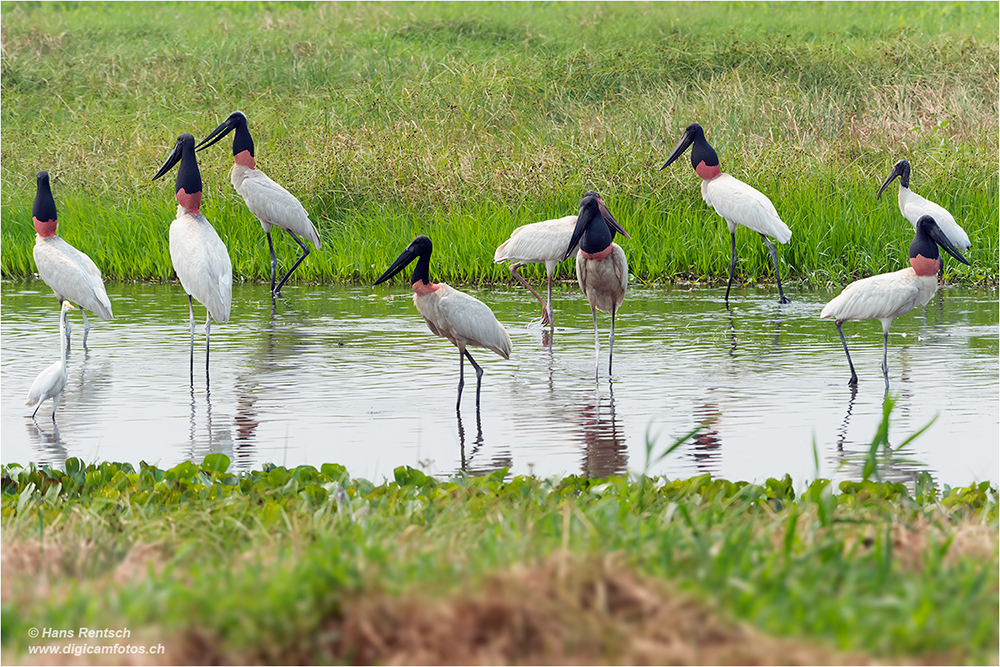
xmin=2 ymin=280 xmax=997 ymax=487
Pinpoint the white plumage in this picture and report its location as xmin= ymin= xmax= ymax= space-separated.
xmin=231 ymin=165 xmax=321 ymax=249
xmin=576 ymin=245 xmax=629 ymax=317
xmin=493 ymin=214 xmax=578 ymax=325
xmin=415 ymin=284 xmax=513 ymax=360
xmin=25 ymin=301 xmax=74 ymax=421
xmin=702 ymin=174 xmax=792 ymax=243
xmin=169 ymin=205 xmax=233 ymax=324
xmin=895 ymin=186 xmax=970 ymax=250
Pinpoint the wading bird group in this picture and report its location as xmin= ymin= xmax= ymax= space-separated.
xmin=24 ymin=117 xmax=973 ymax=422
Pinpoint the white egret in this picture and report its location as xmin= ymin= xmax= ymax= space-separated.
xmin=25 ymin=301 xmax=75 ymax=421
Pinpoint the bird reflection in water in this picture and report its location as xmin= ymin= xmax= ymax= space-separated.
xmin=689 ymin=404 xmax=723 ymax=477
xmin=456 ymin=408 xmax=511 ymax=477
xmin=26 ymin=421 xmax=67 ymax=470
xmin=579 ymin=382 xmax=627 ymax=478
xmin=831 ymin=388 xmax=932 ymax=488
xmin=188 ymin=381 xmax=236 ymax=469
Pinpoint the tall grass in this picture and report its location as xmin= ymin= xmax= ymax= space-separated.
xmin=1 ymin=2 xmax=997 ymax=285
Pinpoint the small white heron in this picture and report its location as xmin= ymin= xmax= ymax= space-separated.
xmin=25 ymin=301 xmax=75 ymax=421
xmin=196 ymin=111 xmax=320 ymax=297
xmin=31 ymin=171 xmax=113 ymax=349
xmin=877 ymin=159 xmax=971 ymax=279
xmin=153 ymin=133 xmax=233 ymax=376
xmin=374 ymin=235 xmax=512 ymax=409
xmin=661 ymin=122 xmax=792 ymax=304
xmin=821 ymin=215 xmax=969 ymax=389
xmin=562 ymin=191 xmax=630 ymax=376
xmin=493 ymin=214 xmax=578 ymax=327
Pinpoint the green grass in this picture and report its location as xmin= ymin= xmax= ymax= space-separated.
xmin=1 ymin=1 xmax=997 ymax=286
xmin=2 ymin=454 xmax=996 ymax=663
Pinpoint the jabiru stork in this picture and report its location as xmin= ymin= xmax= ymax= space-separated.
xmin=493 ymin=214 xmax=578 ymax=327
xmin=153 ymin=133 xmax=233 ymax=376
xmin=821 ymin=215 xmax=969 ymax=389
xmin=25 ymin=301 xmax=75 ymax=421
xmin=374 ymin=235 xmax=512 ymax=409
xmin=30 ymin=171 xmax=113 ymax=349
xmin=196 ymin=111 xmax=320 ymax=297
xmin=562 ymin=191 xmax=630 ymax=376
xmin=877 ymin=159 xmax=971 ymax=280
xmin=661 ymin=122 xmax=792 ymax=304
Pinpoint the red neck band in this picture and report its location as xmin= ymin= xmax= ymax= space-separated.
xmin=33 ymin=217 xmax=58 ymax=238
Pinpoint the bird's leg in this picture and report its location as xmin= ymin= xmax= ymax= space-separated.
xmin=464 ymin=350 xmax=484 ymax=408
xmin=273 ymin=230 xmax=311 ymax=297
xmin=188 ymin=295 xmax=195 ymax=381
xmin=51 ymin=393 xmax=59 ymax=422
xmin=546 ymin=267 xmax=555 ymax=328
xmin=836 ymin=321 xmax=859 ymax=387
xmin=881 ymin=330 xmax=890 ymax=390
xmin=31 ymin=401 xmax=41 ymax=420
xmin=508 ymin=263 xmax=549 ymax=325
xmin=592 ymin=306 xmax=601 ymax=377
xmin=608 ymin=307 xmax=616 ymax=376
xmin=457 ymin=349 xmax=465 ymax=410
xmin=761 ymin=234 xmax=790 ymax=304
xmin=205 ymin=312 xmax=212 ymax=382
xmin=81 ymin=310 xmax=91 ymax=348
xmin=267 ymin=230 xmax=278 ymax=295
xmin=725 ymin=230 xmax=738 ymax=305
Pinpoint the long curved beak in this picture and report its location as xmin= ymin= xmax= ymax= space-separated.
xmin=374 ymin=246 xmax=417 ymax=285
xmin=195 ymin=117 xmax=236 ymax=152
xmin=152 ymin=140 xmax=182 ymax=181
xmin=926 ymin=219 xmax=970 ymax=265
xmin=876 ymin=162 xmax=903 ymax=201
xmin=661 ymin=128 xmax=694 ymax=170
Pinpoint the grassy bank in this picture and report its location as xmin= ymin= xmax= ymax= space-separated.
xmin=2 ymin=454 xmax=996 ymax=664
xmin=1 ymin=2 xmax=997 ymax=286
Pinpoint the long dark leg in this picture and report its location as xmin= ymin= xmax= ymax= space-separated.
xmin=267 ymin=230 xmax=278 ymax=295
xmin=273 ymin=230 xmax=311 ymax=297
xmin=761 ymin=234 xmax=789 ymax=304
xmin=50 ymin=393 xmax=60 ymax=422
xmin=81 ymin=310 xmax=91 ymax=348
xmin=881 ymin=330 xmax=890 ymax=390
xmin=509 ymin=263 xmax=550 ymax=325
xmin=725 ymin=230 xmax=738 ymax=305
xmin=457 ymin=349 xmax=465 ymax=410
xmin=608 ymin=307 xmax=616 ymax=376
xmin=464 ymin=349 xmax=484 ymax=408
xmin=836 ymin=321 xmax=859 ymax=387
xmin=188 ymin=295 xmax=195 ymax=382
xmin=546 ymin=267 xmax=555 ymax=328
xmin=205 ymin=312 xmax=212 ymax=384
xmin=592 ymin=306 xmax=600 ymax=377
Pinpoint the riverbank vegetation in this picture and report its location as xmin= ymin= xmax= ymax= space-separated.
xmin=1 ymin=2 xmax=997 ymax=286
xmin=2 ymin=451 xmax=996 ymax=664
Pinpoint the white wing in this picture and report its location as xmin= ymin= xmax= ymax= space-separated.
xmin=494 ymin=215 xmax=578 ymax=264
xmin=820 ymin=268 xmax=930 ymax=322
xmin=415 ymin=285 xmax=512 ymax=358
xmin=25 ymin=358 xmax=66 ymax=407
xmin=232 ymin=166 xmax=321 ymax=248
xmin=899 ymin=188 xmax=971 ymax=249
xmin=703 ymin=173 xmax=792 ymax=243
xmin=33 ymin=237 xmax=113 ymax=319
xmin=169 ymin=207 xmax=233 ymax=324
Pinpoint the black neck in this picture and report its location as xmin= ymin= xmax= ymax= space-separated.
xmin=411 ymin=252 xmax=432 ymax=284
xmin=233 ymin=122 xmax=255 ymax=157
xmin=177 ymin=141 xmax=202 ymax=195
xmin=33 ymin=173 xmax=57 ymax=221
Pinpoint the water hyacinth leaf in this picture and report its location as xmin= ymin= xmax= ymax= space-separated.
xmin=202 ymin=454 xmax=231 ymax=475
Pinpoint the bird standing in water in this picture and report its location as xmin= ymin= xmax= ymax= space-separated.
xmin=821 ymin=215 xmax=970 ymax=389
xmin=197 ymin=111 xmax=320 ymax=297
xmin=30 ymin=171 xmax=113 ymax=349
xmin=153 ymin=133 xmax=233 ymax=379
xmin=563 ymin=192 xmax=630 ymax=377
xmin=661 ymin=122 xmax=792 ymax=305
xmin=25 ymin=301 xmax=76 ymax=421
xmin=375 ymin=236 xmax=512 ymax=409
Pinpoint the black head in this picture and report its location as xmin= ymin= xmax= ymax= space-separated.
xmin=196 ymin=110 xmax=254 ymax=157
xmin=877 ymin=159 xmax=911 ymax=200
xmin=153 ymin=134 xmax=202 ymax=191
xmin=374 ymin=235 xmax=434 ymax=286
xmin=33 ymin=171 xmax=57 ymax=222
xmin=911 ymin=215 xmax=969 ymax=265
xmin=564 ymin=192 xmax=629 ymax=259
xmin=661 ymin=122 xmax=719 ymax=177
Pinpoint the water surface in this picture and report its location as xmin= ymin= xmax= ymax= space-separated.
xmin=2 ymin=281 xmax=997 ymax=487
